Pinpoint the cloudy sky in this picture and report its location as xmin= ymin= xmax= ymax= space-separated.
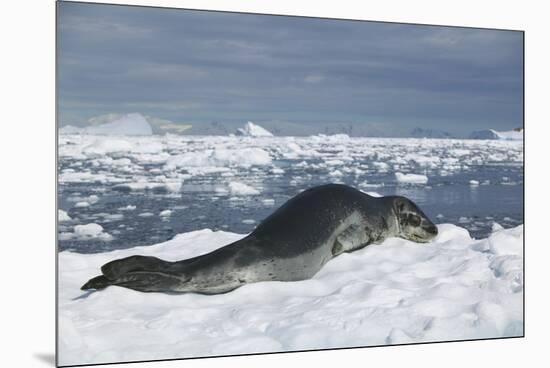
xmin=57 ymin=1 xmax=523 ymax=136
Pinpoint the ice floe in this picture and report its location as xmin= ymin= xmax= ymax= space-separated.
xmin=58 ymin=224 xmax=523 ymax=366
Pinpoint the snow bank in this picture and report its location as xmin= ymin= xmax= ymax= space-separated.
xmin=58 ymin=224 xmax=523 ymax=366
xmin=236 ymin=121 xmax=274 ymax=137
xmin=395 ymin=172 xmax=429 ymax=184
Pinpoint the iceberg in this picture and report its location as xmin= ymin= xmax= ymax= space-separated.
xmin=61 ymin=113 xmax=153 ymax=136
xmin=236 ymin=121 xmax=274 ymax=137
xmin=469 ymin=128 xmax=523 ymax=141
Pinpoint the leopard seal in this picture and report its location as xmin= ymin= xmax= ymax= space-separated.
xmin=81 ymin=184 xmax=438 ymax=294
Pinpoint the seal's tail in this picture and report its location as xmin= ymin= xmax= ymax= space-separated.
xmin=101 ymin=255 xmax=170 ymax=280
xmin=81 ymin=275 xmax=111 ymax=290
xmin=81 ymin=271 xmax=187 ymax=292
xmin=80 ymin=255 xmax=189 ymax=292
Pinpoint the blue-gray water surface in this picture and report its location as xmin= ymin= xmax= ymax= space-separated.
xmin=58 ymin=157 xmax=523 ymax=254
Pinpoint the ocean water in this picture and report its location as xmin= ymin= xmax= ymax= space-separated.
xmin=57 ymin=135 xmax=523 ymax=253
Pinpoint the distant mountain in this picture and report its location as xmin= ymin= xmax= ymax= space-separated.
xmin=469 ymin=128 xmax=523 ymax=140
xmin=235 ymin=122 xmax=274 ymax=137
xmin=410 ymin=127 xmax=454 ymax=139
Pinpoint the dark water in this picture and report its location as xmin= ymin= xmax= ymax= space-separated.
xmin=58 ymin=158 xmax=523 ymax=253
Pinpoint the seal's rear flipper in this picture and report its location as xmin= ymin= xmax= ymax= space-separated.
xmin=101 ymin=255 xmax=170 ymax=280
xmin=81 ymin=275 xmax=111 ymax=290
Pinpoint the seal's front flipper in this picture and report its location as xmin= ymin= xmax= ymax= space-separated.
xmin=101 ymin=255 xmax=171 ymax=280
xmin=332 ymin=224 xmax=371 ymax=256
xmin=81 ymin=275 xmax=111 ymax=290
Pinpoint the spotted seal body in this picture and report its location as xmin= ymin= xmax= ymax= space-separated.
xmin=82 ymin=184 xmax=438 ymax=294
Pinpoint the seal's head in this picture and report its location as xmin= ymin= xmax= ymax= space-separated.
xmin=392 ymin=196 xmax=438 ymax=243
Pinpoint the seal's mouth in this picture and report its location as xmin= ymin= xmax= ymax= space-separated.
xmin=405 ymin=224 xmax=438 ymax=243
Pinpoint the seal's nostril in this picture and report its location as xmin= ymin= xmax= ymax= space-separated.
xmin=424 ymin=224 xmax=438 ymax=235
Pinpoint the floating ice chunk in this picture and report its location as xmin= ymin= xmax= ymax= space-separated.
xmin=395 ymin=172 xmax=428 ymax=184
xmin=83 ymin=139 xmax=134 ymax=155
xmin=58 ymin=210 xmax=71 ymax=222
xmin=271 ymin=167 xmax=285 ymax=174
xmin=373 ymin=162 xmax=389 ymax=171
xmin=492 ymin=222 xmax=504 ymax=232
xmin=119 ymin=205 xmax=136 ymax=211
xmin=469 ymin=180 xmax=479 ymax=186
xmin=138 ymin=212 xmax=154 ymax=217
xmin=228 ymin=182 xmax=260 ymax=196
xmin=165 ymin=148 xmax=272 ymax=169
xmin=160 ymin=210 xmax=172 ymax=217
xmin=74 ymin=201 xmax=90 ymax=208
xmin=58 ymin=232 xmax=73 ymax=241
xmin=102 ymin=214 xmax=124 ymax=222
xmin=242 ymin=219 xmax=256 ymax=224
xmin=164 ymin=182 xmax=182 ymax=193
xmin=262 ymin=198 xmax=275 ymax=206
xmin=329 ymin=170 xmax=343 ymax=177
xmin=72 ymin=223 xmax=113 ymax=241
xmin=112 ymin=181 xmax=181 ymax=193
xmin=74 ymin=223 xmax=102 ymax=237
xmin=325 ymin=159 xmax=345 ymax=166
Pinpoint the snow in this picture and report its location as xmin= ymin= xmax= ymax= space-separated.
xmin=58 ymin=224 xmax=523 ymax=366
xmin=395 ymin=172 xmax=429 ymax=184
xmin=236 ymin=121 xmax=274 ymax=137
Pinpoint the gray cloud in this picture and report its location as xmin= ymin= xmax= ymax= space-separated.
xmin=57 ymin=2 xmax=523 ymax=136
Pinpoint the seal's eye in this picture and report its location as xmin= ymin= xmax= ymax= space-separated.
xmin=408 ymin=214 xmax=421 ymax=227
